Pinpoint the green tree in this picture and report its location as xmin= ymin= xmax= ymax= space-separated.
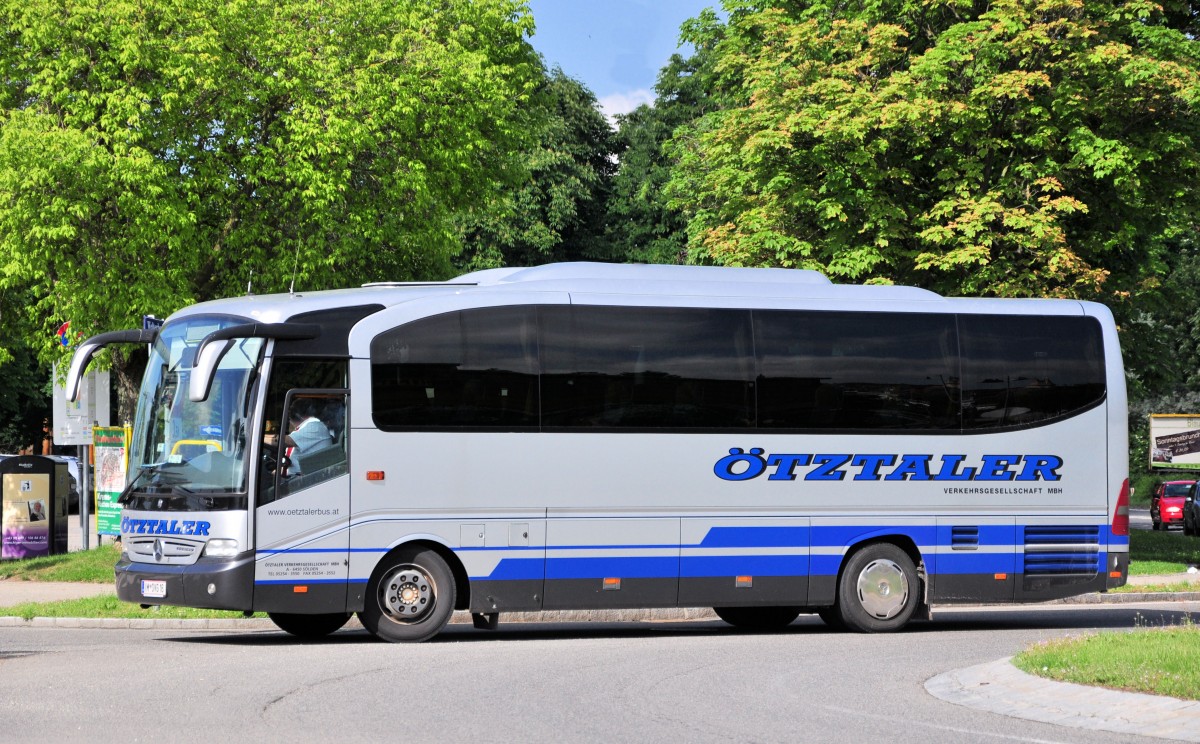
xmin=458 ymin=67 xmax=618 ymax=269
xmin=0 ymin=290 xmax=49 ymax=452
xmin=607 ymin=18 xmax=725 ymax=265
xmin=667 ymin=0 xmax=1200 ymax=303
xmin=1119 ymin=240 xmax=1200 ymax=396
xmin=1 ymin=0 xmax=542 ymax=415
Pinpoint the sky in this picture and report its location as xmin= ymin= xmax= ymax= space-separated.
xmin=525 ymin=1 xmax=717 ymax=121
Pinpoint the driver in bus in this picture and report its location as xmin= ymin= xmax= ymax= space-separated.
xmin=283 ymin=402 xmax=333 ymax=475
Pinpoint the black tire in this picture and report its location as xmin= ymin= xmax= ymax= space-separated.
xmin=268 ymin=612 xmax=351 ymax=639
xmin=1185 ymin=513 xmax=1196 ymax=537
xmin=359 ymin=548 xmax=456 ymax=643
xmin=713 ymin=606 xmax=801 ymax=630
xmin=1153 ymin=517 xmax=1163 ymax=531
xmin=835 ymin=543 xmax=919 ymax=633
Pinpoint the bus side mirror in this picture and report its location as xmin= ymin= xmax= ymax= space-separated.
xmin=189 ymin=337 xmax=235 ymax=403
xmin=66 ymin=329 xmax=158 ymax=402
xmin=189 ymin=322 xmax=321 ymax=402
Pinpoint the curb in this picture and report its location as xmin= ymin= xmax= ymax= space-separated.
xmin=1055 ymin=591 xmax=1200 ymax=604
xmin=926 ymin=657 xmax=1200 ymax=742
xmin=0 ymin=592 xmax=1195 ymax=630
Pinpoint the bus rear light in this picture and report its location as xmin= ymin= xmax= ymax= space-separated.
xmin=1112 ymin=478 xmax=1130 ymax=537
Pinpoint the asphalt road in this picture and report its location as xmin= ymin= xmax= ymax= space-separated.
xmin=2 ymin=601 xmax=1197 ymax=744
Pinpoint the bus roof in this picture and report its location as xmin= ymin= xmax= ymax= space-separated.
xmin=168 ymin=261 xmax=1098 ymax=324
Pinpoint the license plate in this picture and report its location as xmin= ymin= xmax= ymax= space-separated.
xmin=141 ymin=580 xmax=167 ymax=599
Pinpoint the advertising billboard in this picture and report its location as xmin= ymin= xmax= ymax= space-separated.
xmin=1 ymin=457 xmax=68 ymax=559
xmin=52 ymin=364 xmax=111 ymax=446
xmin=1149 ymin=414 xmax=1200 ymax=471
xmin=93 ymin=427 xmax=128 ymax=536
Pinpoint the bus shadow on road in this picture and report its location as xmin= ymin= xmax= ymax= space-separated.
xmin=155 ymin=604 xmax=1200 ymax=646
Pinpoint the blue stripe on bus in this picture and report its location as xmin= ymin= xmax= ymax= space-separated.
xmin=485 ymin=552 xmax=1099 ymax=580
xmin=931 ymin=552 xmax=1015 ymax=575
xmin=257 ymin=522 xmax=1121 ymax=580
xmin=680 ymin=555 xmax=809 ymax=577
xmin=254 ymin=579 xmax=347 ymax=585
xmin=545 ymin=557 xmax=679 ymax=580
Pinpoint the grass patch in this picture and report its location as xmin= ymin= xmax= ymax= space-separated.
xmin=1129 ymin=529 xmax=1200 ymax=575
xmin=0 ymin=594 xmax=267 ymax=620
xmin=0 ymin=545 xmax=121 ymax=583
xmin=1113 ymin=581 xmax=1200 ymax=593
xmin=1014 ymin=624 xmax=1200 ymax=700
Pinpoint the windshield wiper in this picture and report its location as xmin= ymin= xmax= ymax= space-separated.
xmin=118 ymin=463 xmax=194 ymax=503
xmin=117 ymin=465 xmax=154 ymax=505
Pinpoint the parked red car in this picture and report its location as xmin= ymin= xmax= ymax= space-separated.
xmin=1151 ymin=480 xmax=1195 ymax=530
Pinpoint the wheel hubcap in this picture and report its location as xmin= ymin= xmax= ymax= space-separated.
xmin=856 ymin=558 xmax=909 ymax=620
xmin=379 ymin=564 xmax=435 ymax=623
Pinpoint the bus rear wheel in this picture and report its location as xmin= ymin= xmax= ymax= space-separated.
xmin=268 ymin=612 xmax=352 ymax=639
xmin=713 ymin=606 xmax=801 ymax=630
xmin=834 ymin=543 xmax=918 ymax=633
xmin=359 ymin=548 xmax=456 ymax=643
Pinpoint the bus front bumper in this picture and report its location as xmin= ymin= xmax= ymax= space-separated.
xmin=115 ymin=552 xmax=256 ymax=611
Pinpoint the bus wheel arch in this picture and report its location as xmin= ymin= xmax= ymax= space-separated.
xmin=829 ymin=537 xmax=925 ymax=633
xmin=359 ymin=541 xmax=466 ymax=643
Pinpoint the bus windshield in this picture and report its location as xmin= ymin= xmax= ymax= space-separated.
xmin=128 ymin=315 xmax=265 ymax=497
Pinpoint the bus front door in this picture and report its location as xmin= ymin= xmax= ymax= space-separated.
xmin=253 ymin=391 xmax=351 ymax=614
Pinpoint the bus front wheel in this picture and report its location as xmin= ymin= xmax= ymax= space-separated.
xmin=268 ymin=612 xmax=351 ymax=639
xmin=359 ymin=548 xmax=456 ymax=643
xmin=834 ymin=543 xmax=918 ymax=633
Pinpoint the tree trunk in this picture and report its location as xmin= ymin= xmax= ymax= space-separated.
xmin=110 ymin=348 xmax=148 ymax=427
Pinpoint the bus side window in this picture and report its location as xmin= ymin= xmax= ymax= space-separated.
xmin=370 ymin=307 xmax=539 ymax=430
xmin=960 ymin=315 xmax=1105 ymax=429
xmin=755 ymin=310 xmax=959 ymax=431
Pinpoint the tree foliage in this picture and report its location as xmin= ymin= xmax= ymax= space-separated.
xmin=0 ymin=287 xmax=49 ymax=452
xmin=0 ymin=0 xmax=542 ymax=373
xmin=458 ymin=67 xmax=618 ymax=269
xmin=666 ymin=0 xmax=1200 ymax=302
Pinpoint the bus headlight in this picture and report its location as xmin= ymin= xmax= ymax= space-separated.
xmin=203 ymin=538 xmax=239 ymax=557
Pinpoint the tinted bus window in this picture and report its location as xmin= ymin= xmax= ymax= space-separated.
xmin=959 ymin=315 xmax=1105 ymax=429
xmin=755 ymin=311 xmax=960 ymax=431
xmin=541 ymin=306 xmax=755 ymax=429
xmin=371 ymin=307 xmax=539 ymax=430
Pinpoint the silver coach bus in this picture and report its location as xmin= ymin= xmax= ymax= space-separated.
xmin=67 ymin=262 xmax=1129 ymax=642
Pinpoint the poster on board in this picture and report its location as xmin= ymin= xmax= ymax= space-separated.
xmin=1 ymin=472 xmax=51 ymax=559
xmin=93 ymin=427 xmax=129 ymax=535
xmin=1149 ymin=414 xmax=1200 ymax=471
